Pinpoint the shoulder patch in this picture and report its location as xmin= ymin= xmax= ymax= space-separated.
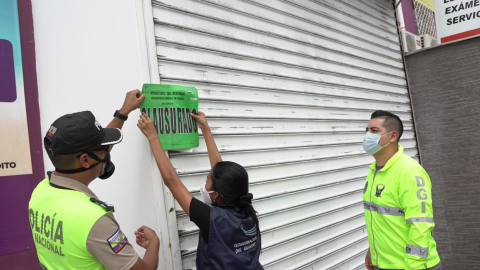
xmin=47 ymin=126 xmax=57 ymax=137
xmin=107 ymin=229 xmax=129 ymax=253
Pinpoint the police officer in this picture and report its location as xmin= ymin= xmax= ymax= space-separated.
xmin=29 ymin=90 xmax=160 ymax=270
xmin=362 ymin=110 xmax=442 ymax=270
xmin=137 ymin=111 xmax=263 ymax=270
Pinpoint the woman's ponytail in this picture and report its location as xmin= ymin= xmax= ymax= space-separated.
xmin=212 ymin=162 xmax=261 ymax=249
xmin=239 ymin=193 xmax=261 ymax=249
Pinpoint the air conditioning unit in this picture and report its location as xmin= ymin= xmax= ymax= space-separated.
xmin=403 ymin=30 xmax=422 ymax=52
xmin=421 ymin=34 xmax=439 ymax=48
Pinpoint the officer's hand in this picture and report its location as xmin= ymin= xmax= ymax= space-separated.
xmin=120 ymin=89 xmax=146 ymax=115
xmin=190 ymin=111 xmax=208 ymax=130
xmin=137 ymin=113 xmax=158 ymax=141
xmin=134 ymin=226 xmax=159 ymax=249
xmin=365 ymin=249 xmax=374 ymax=270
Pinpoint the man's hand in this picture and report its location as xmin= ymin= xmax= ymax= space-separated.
xmin=130 ymin=225 xmax=160 ymax=270
xmin=137 ymin=113 xmax=158 ymax=141
xmin=120 ymin=89 xmax=145 ymax=115
xmin=190 ymin=111 xmax=208 ymax=130
xmin=134 ymin=226 xmax=159 ymax=249
xmin=365 ymin=249 xmax=374 ymax=270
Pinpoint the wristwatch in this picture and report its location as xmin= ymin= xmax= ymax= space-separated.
xmin=114 ymin=110 xmax=128 ymax=121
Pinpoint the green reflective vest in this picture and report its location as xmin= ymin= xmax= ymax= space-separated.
xmin=29 ymin=178 xmax=109 ymax=270
xmin=363 ymin=145 xmax=441 ymax=270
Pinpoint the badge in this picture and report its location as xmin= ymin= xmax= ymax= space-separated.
xmin=47 ymin=126 xmax=57 ymax=138
xmin=375 ymin=184 xmax=385 ymax=197
xmin=107 ymin=229 xmax=129 ymax=253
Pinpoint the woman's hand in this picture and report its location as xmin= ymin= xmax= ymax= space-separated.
xmin=137 ymin=113 xmax=158 ymax=141
xmin=134 ymin=225 xmax=159 ymax=249
xmin=137 ymin=113 xmax=194 ymax=217
xmin=190 ymin=111 xmax=222 ymax=167
xmin=190 ymin=111 xmax=208 ymax=130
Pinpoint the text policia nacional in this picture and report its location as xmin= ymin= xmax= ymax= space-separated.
xmin=444 ymin=0 xmax=480 ymax=25
xmin=29 ymin=209 xmax=65 ymax=257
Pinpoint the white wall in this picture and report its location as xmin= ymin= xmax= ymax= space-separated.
xmin=32 ymin=1 xmax=171 ymax=269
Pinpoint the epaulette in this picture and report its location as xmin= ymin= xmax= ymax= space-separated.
xmin=90 ymin=197 xmax=115 ymax=212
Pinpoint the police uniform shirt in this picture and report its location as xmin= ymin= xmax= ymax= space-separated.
xmin=49 ymin=174 xmax=138 ymax=269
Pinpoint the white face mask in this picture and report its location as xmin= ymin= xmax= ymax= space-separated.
xmin=199 ymin=181 xmax=215 ymax=206
xmin=363 ymin=131 xmax=392 ymax=155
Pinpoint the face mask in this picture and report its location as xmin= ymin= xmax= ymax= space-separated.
xmin=363 ymin=132 xmax=392 ymax=155
xmin=98 ymin=151 xmax=115 ymax=180
xmin=199 ymin=182 xmax=215 ymax=206
xmin=55 ymin=147 xmax=115 ymax=179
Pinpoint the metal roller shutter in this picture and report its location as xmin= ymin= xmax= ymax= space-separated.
xmin=151 ymin=0 xmax=416 ymax=269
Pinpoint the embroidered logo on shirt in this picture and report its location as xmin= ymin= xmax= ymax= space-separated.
xmin=375 ymin=184 xmax=385 ymax=197
xmin=107 ymin=229 xmax=129 ymax=253
xmin=240 ymin=224 xmax=257 ymax=236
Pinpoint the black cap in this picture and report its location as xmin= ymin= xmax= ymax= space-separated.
xmin=44 ymin=111 xmax=123 ymax=155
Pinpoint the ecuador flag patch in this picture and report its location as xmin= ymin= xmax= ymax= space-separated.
xmin=107 ymin=229 xmax=129 ymax=253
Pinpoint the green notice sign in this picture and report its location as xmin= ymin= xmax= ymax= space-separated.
xmin=140 ymin=84 xmax=199 ymax=150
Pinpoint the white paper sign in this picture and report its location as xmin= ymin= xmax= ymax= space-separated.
xmin=434 ymin=0 xmax=480 ymax=43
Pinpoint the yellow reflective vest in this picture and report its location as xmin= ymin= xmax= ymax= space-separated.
xmin=29 ymin=178 xmax=110 ymax=270
xmin=363 ymin=145 xmax=441 ymax=269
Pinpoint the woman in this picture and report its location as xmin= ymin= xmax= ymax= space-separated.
xmin=137 ymin=112 xmax=263 ymax=270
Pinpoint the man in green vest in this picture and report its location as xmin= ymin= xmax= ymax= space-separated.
xmin=363 ymin=110 xmax=442 ymax=270
xmin=29 ymin=90 xmax=159 ymax=270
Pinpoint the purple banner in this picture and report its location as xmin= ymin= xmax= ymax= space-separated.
xmin=402 ymin=0 xmax=419 ymax=35
xmin=0 ymin=39 xmax=16 ymax=102
xmin=0 ymin=175 xmax=35 ymax=255
xmin=0 ymin=0 xmax=43 ymax=267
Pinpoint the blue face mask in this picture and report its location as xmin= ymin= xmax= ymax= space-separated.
xmin=363 ymin=132 xmax=392 ymax=155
